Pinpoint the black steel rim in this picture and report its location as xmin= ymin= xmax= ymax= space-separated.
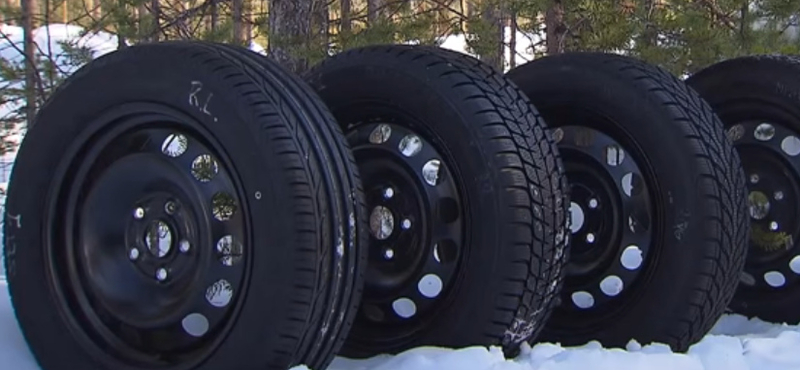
xmin=727 ymin=120 xmax=800 ymax=292
xmin=346 ymin=121 xmax=465 ymax=331
xmin=45 ymin=103 xmax=250 ymax=368
xmin=553 ymin=125 xmax=655 ymax=320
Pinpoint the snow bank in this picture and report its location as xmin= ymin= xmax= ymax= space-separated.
xmin=313 ymin=325 xmax=800 ymax=370
xmin=2 ymin=280 xmax=799 ymax=370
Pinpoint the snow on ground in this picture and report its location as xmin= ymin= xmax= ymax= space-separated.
xmin=322 ymin=316 xmax=800 ymax=370
xmin=1 ymin=279 xmax=800 ymax=370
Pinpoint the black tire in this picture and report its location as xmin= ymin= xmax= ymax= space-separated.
xmin=303 ymin=45 xmax=569 ymax=357
xmin=506 ymin=52 xmax=748 ymax=351
xmin=686 ymin=55 xmax=800 ymax=324
xmin=3 ymin=41 xmax=365 ymax=370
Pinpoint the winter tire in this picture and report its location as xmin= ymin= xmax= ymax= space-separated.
xmin=2 ymin=41 xmax=366 ymax=370
xmin=304 ymin=45 xmax=569 ymax=358
xmin=687 ymin=55 xmax=800 ymax=324
xmin=507 ymin=52 xmax=748 ymax=351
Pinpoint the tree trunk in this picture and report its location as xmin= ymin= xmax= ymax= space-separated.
xmin=545 ymin=0 xmax=566 ymax=55
xmin=268 ymin=0 xmax=312 ymax=73
xmin=340 ymin=0 xmax=351 ymax=33
xmin=232 ymin=0 xmax=244 ymax=44
xmin=509 ymin=11 xmax=517 ymax=69
xmin=367 ymin=0 xmax=385 ymax=24
xmin=738 ymin=1 xmax=749 ymax=47
xmin=150 ymin=0 xmax=159 ymax=41
xmin=245 ymin=0 xmax=253 ymax=43
xmin=480 ymin=3 xmax=503 ymax=70
xmin=21 ymin=0 xmax=37 ymax=128
xmin=209 ymin=0 xmax=217 ymax=33
xmin=137 ymin=3 xmax=149 ymax=41
xmin=312 ymin=0 xmax=328 ymax=51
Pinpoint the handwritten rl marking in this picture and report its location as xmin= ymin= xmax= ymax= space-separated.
xmin=188 ymin=81 xmax=217 ymax=122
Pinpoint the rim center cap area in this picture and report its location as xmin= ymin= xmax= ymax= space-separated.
xmin=748 ymin=190 xmax=771 ymax=220
xmin=144 ymin=220 xmax=173 ymax=258
xmin=369 ymin=205 xmax=395 ymax=240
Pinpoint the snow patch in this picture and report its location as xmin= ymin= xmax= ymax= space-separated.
xmin=4 ymin=277 xmax=799 ymax=370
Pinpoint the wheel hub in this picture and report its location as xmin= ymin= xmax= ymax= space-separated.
xmin=143 ymin=219 xmax=173 ymax=258
xmin=727 ymin=121 xmax=800 ymax=290
xmin=123 ymin=194 xmax=195 ymax=286
xmin=369 ymin=205 xmax=397 ymax=241
xmin=346 ymin=122 xmax=464 ymax=324
xmin=748 ymin=190 xmax=771 ymax=221
xmin=566 ymin=176 xmax=619 ymax=268
xmin=552 ymin=125 xmax=653 ymax=313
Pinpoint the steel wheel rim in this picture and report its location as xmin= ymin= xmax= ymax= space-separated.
xmin=45 ymin=104 xmax=251 ymax=368
xmin=346 ymin=121 xmax=465 ymax=331
xmin=727 ymin=120 xmax=800 ymax=292
xmin=553 ymin=125 xmax=655 ymax=320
